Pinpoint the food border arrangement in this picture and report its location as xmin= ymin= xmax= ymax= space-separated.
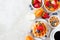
xmin=25 ymin=0 xmax=60 ymax=40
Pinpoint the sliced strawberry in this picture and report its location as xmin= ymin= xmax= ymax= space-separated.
xmin=33 ymin=3 xmax=40 ymax=8
xmin=37 ymin=25 xmax=44 ymax=31
xmin=51 ymin=0 xmax=58 ymax=9
xmin=53 ymin=4 xmax=58 ymax=9
xmin=32 ymin=0 xmax=38 ymax=5
xmin=45 ymin=1 xmax=51 ymax=7
xmin=51 ymin=0 xmax=57 ymax=5
xmin=54 ymin=0 xmax=58 ymax=2
xmin=37 ymin=0 xmax=42 ymax=3
xmin=42 ymin=13 xmax=49 ymax=19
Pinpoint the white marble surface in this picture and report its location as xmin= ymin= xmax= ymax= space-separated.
xmin=0 ymin=0 xmax=60 ymax=40
xmin=0 ymin=0 xmax=31 ymax=40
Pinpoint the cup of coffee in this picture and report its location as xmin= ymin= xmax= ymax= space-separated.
xmin=54 ymin=31 xmax=60 ymax=40
xmin=50 ymin=24 xmax=60 ymax=40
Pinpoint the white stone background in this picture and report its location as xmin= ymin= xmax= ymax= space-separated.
xmin=0 ymin=0 xmax=60 ymax=40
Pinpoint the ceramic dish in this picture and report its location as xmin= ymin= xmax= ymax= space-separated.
xmin=48 ymin=15 xmax=60 ymax=28
xmin=44 ymin=0 xmax=60 ymax=13
xmin=31 ymin=0 xmax=43 ymax=9
xmin=30 ymin=19 xmax=51 ymax=39
xmin=50 ymin=24 xmax=60 ymax=40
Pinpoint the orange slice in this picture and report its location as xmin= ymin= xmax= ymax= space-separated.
xmin=34 ymin=8 xmax=44 ymax=18
xmin=25 ymin=35 xmax=34 ymax=40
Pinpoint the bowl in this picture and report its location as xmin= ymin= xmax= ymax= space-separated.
xmin=44 ymin=0 xmax=60 ymax=13
xmin=31 ymin=0 xmax=43 ymax=9
xmin=48 ymin=15 xmax=60 ymax=28
xmin=30 ymin=19 xmax=51 ymax=39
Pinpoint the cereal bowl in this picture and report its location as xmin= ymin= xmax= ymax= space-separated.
xmin=48 ymin=15 xmax=60 ymax=28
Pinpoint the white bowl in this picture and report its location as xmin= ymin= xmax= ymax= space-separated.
xmin=43 ymin=0 xmax=60 ymax=13
xmin=31 ymin=0 xmax=44 ymax=10
xmin=48 ymin=15 xmax=60 ymax=28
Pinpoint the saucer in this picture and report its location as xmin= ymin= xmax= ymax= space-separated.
xmin=50 ymin=24 xmax=60 ymax=40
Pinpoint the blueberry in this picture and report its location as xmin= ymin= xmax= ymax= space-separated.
xmin=31 ymin=30 xmax=32 ymax=33
xmin=29 ymin=5 xmax=33 ymax=10
xmin=31 ymin=7 xmax=33 ymax=10
xmin=29 ymin=5 xmax=32 ymax=7
xmin=45 ymin=35 xmax=47 ymax=37
xmin=52 ymin=13 xmax=58 ymax=15
xmin=35 ymin=21 xmax=38 ymax=23
xmin=36 ymin=30 xmax=40 ymax=33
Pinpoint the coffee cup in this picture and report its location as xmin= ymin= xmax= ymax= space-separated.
xmin=50 ymin=24 xmax=60 ymax=40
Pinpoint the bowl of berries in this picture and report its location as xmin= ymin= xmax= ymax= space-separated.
xmin=31 ymin=0 xmax=43 ymax=9
xmin=44 ymin=0 xmax=60 ymax=13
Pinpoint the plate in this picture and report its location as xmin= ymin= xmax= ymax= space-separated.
xmin=20 ymin=19 xmax=51 ymax=40
xmin=50 ymin=24 xmax=60 ymax=40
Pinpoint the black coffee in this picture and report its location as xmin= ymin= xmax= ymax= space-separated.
xmin=54 ymin=31 xmax=60 ymax=40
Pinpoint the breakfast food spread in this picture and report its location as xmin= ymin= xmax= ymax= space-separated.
xmin=24 ymin=0 xmax=60 ymax=40
xmin=44 ymin=0 xmax=60 ymax=12
xmin=32 ymin=0 xmax=42 ymax=8
xmin=31 ymin=21 xmax=47 ymax=38
xmin=49 ymin=16 xmax=59 ymax=27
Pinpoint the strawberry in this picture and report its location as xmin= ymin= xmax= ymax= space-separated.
xmin=32 ymin=0 xmax=38 ymax=5
xmin=37 ymin=25 xmax=44 ymax=31
xmin=33 ymin=3 xmax=40 ymax=8
xmin=42 ymin=12 xmax=49 ymax=19
xmin=45 ymin=1 xmax=51 ymax=7
xmin=54 ymin=0 xmax=58 ymax=2
xmin=53 ymin=4 xmax=58 ymax=9
xmin=51 ymin=0 xmax=58 ymax=9
xmin=51 ymin=1 xmax=56 ymax=4
xmin=37 ymin=0 xmax=42 ymax=3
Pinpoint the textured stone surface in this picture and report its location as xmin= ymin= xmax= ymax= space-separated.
xmin=0 ymin=0 xmax=60 ymax=40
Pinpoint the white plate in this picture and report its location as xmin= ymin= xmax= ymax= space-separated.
xmin=18 ymin=19 xmax=51 ymax=40
xmin=50 ymin=24 xmax=60 ymax=40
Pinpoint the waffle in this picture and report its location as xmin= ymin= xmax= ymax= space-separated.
xmin=31 ymin=21 xmax=47 ymax=38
